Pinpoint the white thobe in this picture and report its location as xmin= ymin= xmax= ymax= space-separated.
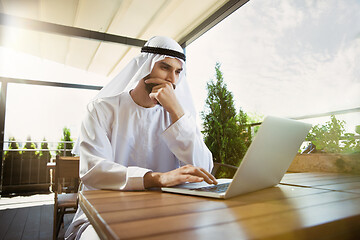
xmin=65 ymin=91 xmax=213 ymax=239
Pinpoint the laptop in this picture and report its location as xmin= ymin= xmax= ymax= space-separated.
xmin=161 ymin=116 xmax=312 ymax=199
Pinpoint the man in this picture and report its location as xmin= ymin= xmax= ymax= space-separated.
xmin=65 ymin=36 xmax=216 ymax=239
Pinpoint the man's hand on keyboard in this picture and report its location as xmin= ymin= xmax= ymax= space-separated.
xmin=144 ymin=164 xmax=218 ymax=188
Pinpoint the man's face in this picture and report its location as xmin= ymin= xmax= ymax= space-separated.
xmin=144 ymin=57 xmax=183 ymax=94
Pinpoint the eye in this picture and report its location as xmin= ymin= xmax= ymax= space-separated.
xmin=160 ymin=64 xmax=170 ymax=70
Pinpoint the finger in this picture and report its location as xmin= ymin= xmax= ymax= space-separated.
xmin=182 ymin=175 xmax=204 ymax=184
xmin=151 ymin=84 xmax=168 ymax=92
xmin=199 ymin=171 xmax=217 ymax=185
xmin=194 ymin=168 xmax=217 ymax=185
xmin=199 ymin=168 xmax=218 ymax=185
xmin=146 ymin=79 xmax=176 ymax=89
xmin=149 ymin=84 xmax=174 ymax=105
xmin=148 ymin=93 xmax=159 ymax=103
xmin=149 ymin=88 xmax=165 ymax=101
xmin=185 ymin=167 xmax=217 ymax=185
xmin=144 ymin=78 xmax=168 ymax=85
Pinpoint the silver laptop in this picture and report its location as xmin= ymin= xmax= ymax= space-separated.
xmin=161 ymin=116 xmax=312 ymax=199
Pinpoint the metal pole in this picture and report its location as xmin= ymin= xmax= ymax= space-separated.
xmin=0 ymin=13 xmax=146 ymax=48
xmin=0 ymin=81 xmax=8 ymax=193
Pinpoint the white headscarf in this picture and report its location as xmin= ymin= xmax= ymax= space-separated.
xmin=73 ymin=36 xmax=196 ymax=154
xmin=93 ymin=36 xmax=196 ymax=116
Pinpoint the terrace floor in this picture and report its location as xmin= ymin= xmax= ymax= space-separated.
xmin=0 ymin=193 xmax=74 ymax=240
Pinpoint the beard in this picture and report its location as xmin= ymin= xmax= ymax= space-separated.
xmin=145 ymin=82 xmax=158 ymax=94
xmin=143 ymin=77 xmax=176 ymax=106
xmin=143 ymin=74 xmax=176 ymax=93
xmin=144 ymin=81 xmax=161 ymax=106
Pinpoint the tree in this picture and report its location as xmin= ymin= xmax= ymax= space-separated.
xmin=238 ymin=108 xmax=252 ymax=148
xmin=57 ymin=127 xmax=74 ymax=156
xmin=39 ymin=138 xmax=51 ymax=161
xmin=247 ymin=112 xmax=264 ymax=135
xmin=201 ymin=62 xmax=249 ymax=178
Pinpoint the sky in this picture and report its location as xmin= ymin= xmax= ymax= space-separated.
xmin=186 ymin=0 xmax=360 ymax=127
xmin=0 ymin=0 xmax=359 ymax=145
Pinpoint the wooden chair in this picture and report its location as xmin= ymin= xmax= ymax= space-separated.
xmin=53 ymin=156 xmax=80 ymax=240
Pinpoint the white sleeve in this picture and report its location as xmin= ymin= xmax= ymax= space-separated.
xmin=161 ymin=112 xmax=214 ymax=172
xmin=79 ymin=101 xmax=151 ymax=191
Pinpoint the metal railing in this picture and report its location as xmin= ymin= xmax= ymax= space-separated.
xmin=3 ymin=140 xmax=75 ymax=156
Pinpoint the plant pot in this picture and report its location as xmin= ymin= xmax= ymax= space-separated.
xmin=288 ymin=153 xmax=360 ymax=174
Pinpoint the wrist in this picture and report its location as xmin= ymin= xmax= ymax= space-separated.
xmin=169 ymin=107 xmax=184 ymax=123
xmin=144 ymin=172 xmax=162 ymax=188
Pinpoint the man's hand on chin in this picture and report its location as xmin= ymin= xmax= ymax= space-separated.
xmin=145 ymin=78 xmax=184 ymax=123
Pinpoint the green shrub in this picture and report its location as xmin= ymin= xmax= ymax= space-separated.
xmin=57 ymin=127 xmax=74 ymax=156
xmin=39 ymin=138 xmax=51 ymax=160
xmin=306 ymin=115 xmax=360 ymax=153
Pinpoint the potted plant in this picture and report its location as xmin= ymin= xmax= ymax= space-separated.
xmin=288 ymin=115 xmax=360 ymax=173
xmin=56 ymin=127 xmax=74 ymax=156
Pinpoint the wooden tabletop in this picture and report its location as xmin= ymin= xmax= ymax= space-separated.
xmin=79 ymin=172 xmax=360 ymax=240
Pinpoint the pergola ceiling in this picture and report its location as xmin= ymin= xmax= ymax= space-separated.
xmin=0 ymin=0 xmax=247 ymax=78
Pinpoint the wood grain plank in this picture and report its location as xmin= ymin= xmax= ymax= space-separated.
xmin=87 ymin=191 xmax=181 ymax=205
xmin=141 ymin=196 xmax=360 ymax=240
xmin=79 ymin=194 xmax=118 ymax=240
xmin=81 ymin=186 xmax=325 ymax=240
xmin=282 ymin=172 xmax=350 ymax=180
xmin=101 ymin=199 xmax=237 ymax=224
xmin=282 ymin=176 xmax=360 ymax=187
xmin=346 ymin=188 xmax=360 ymax=194
xmin=87 ymin=184 xmax=327 ymax=214
xmin=108 ymin=191 xmax=359 ymax=239
xmin=89 ymin=193 xmax=206 ymax=213
xmin=265 ymin=214 xmax=360 ymax=240
xmin=79 ymin=173 xmax=360 ymax=240
xmin=281 ymin=173 xmax=359 ymax=182
xmin=82 ymin=190 xmax=154 ymax=200
xmin=99 ymin=185 xmax=327 ymax=224
xmin=315 ymin=181 xmax=360 ymax=192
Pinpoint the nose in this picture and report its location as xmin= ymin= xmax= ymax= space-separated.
xmin=166 ymin=71 xmax=177 ymax=84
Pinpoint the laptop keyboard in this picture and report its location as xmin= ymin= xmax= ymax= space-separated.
xmin=191 ymin=182 xmax=230 ymax=193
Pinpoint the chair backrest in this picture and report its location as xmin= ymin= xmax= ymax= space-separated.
xmin=211 ymin=162 xmax=238 ymax=178
xmin=55 ymin=156 xmax=80 ymax=194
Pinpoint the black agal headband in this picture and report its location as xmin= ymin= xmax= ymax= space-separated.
xmin=141 ymin=46 xmax=186 ymax=62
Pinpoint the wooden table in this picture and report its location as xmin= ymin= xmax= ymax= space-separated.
xmin=79 ymin=173 xmax=360 ymax=240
